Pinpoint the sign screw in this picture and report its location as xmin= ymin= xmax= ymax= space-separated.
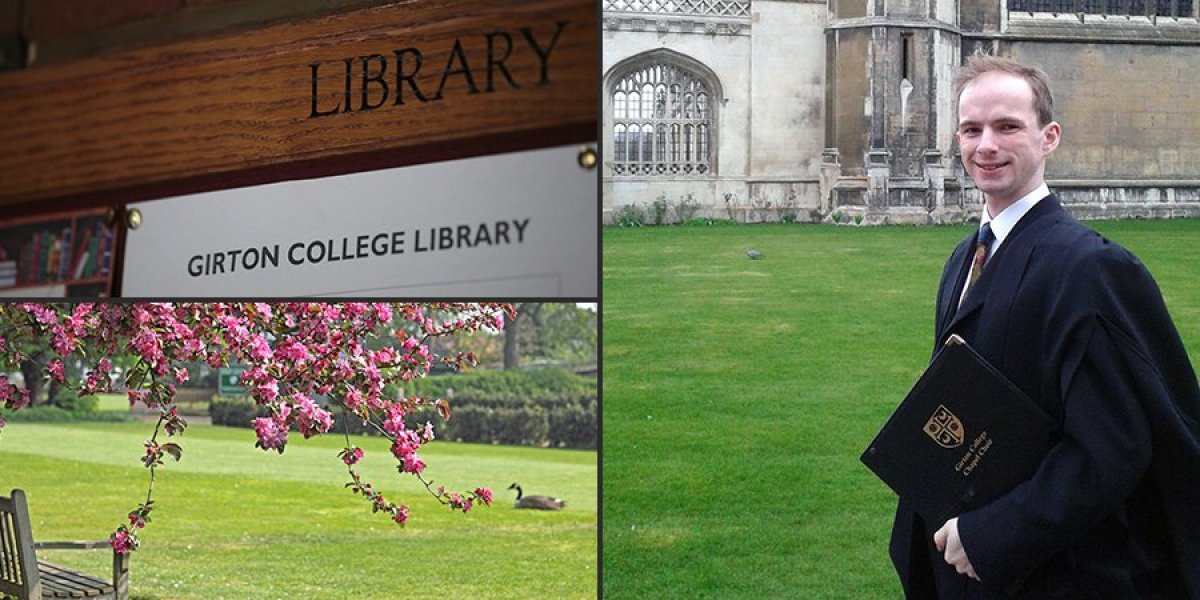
xmin=127 ymin=208 xmax=143 ymax=230
xmin=577 ymin=146 xmax=598 ymax=170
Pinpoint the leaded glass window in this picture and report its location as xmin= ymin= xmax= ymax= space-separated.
xmin=611 ymin=63 xmax=713 ymax=176
xmin=1009 ymin=0 xmax=1192 ymax=16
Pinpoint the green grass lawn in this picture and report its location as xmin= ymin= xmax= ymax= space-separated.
xmin=601 ymin=219 xmax=1200 ymax=598
xmin=0 ymin=421 xmax=596 ymax=599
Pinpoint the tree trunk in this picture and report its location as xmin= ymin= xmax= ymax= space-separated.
xmin=503 ymin=312 xmax=520 ymax=370
xmin=19 ymin=358 xmax=45 ymax=406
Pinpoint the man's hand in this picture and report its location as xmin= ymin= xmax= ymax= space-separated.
xmin=934 ymin=517 xmax=979 ymax=581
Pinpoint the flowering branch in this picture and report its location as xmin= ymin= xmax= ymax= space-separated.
xmin=0 ymin=302 xmax=514 ymax=554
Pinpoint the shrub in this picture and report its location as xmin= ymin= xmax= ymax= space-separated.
xmin=1 ymin=406 xmax=128 ymax=423
xmin=208 ymin=394 xmax=262 ymax=428
xmin=51 ymin=388 xmax=99 ymax=413
xmin=406 ymin=368 xmax=595 ymax=410
xmin=615 ymin=204 xmax=647 ymax=227
xmin=208 ymin=370 xmax=597 ymax=449
xmin=651 ymin=195 xmax=670 ymax=226
xmin=674 ymin=193 xmax=702 ymax=223
xmin=548 ymin=400 xmax=597 ymax=449
xmin=778 ymin=190 xmax=799 ymax=224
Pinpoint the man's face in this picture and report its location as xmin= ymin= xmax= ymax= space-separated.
xmin=956 ymin=72 xmax=1060 ymax=214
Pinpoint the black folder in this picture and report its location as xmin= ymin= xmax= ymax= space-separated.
xmin=861 ymin=335 xmax=1058 ymax=525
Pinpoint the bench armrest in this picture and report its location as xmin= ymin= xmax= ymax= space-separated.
xmin=32 ymin=539 xmax=130 ymax=600
xmin=33 ymin=540 xmax=111 ymax=550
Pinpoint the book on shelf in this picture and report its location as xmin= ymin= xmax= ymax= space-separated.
xmin=71 ymin=226 xmax=94 ymax=280
xmin=58 ymin=225 xmax=72 ymax=280
xmin=0 ymin=260 xmax=15 ymax=287
xmin=98 ymin=222 xmax=113 ymax=276
xmin=3 ymin=215 xmax=113 ymax=288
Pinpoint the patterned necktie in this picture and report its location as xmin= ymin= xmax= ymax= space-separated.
xmin=963 ymin=222 xmax=995 ymax=303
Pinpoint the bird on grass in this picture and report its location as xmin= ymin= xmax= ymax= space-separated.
xmin=746 ymin=248 xmax=764 ymax=259
xmin=507 ymin=483 xmax=566 ymax=510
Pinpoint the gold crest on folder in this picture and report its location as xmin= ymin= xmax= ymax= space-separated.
xmin=924 ymin=404 xmax=965 ymax=448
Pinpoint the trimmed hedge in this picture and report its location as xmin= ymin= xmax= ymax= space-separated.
xmin=1 ymin=406 xmax=130 ymax=423
xmin=0 ymin=390 xmax=128 ymax=424
xmin=209 ymin=368 xmax=596 ymax=449
xmin=49 ymin=389 xmax=100 ymax=413
xmin=402 ymin=367 xmax=595 ymax=410
xmin=208 ymin=394 xmax=267 ymax=429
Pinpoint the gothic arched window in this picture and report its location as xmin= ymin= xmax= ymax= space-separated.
xmin=608 ymin=57 xmax=717 ymax=177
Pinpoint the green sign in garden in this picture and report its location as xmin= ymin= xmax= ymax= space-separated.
xmin=217 ymin=367 xmax=246 ymax=395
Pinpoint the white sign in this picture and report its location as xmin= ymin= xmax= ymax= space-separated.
xmin=122 ymin=144 xmax=597 ymax=297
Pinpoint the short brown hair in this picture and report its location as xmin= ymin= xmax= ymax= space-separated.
xmin=953 ymin=55 xmax=1055 ymax=127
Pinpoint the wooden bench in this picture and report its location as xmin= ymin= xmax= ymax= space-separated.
xmin=0 ymin=490 xmax=129 ymax=600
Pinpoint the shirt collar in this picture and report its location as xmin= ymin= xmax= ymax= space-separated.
xmin=979 ymin=183 xmax=1049 ymax=248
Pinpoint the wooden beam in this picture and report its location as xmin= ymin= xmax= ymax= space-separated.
xmin=0 ymin=0 xmax=597 ymax=211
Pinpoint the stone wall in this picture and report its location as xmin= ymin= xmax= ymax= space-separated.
xmin=602 ymin=2 xmax=1200 ymax=225
xmin=603 ymin=0 xmax=827 ymax=222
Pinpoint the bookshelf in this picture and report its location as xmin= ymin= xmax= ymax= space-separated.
xmin=0 ymin=209 xmax=116 ymax=297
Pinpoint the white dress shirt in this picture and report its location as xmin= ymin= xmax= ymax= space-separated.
xmin=958 ymin=184 xmax=1051 ymax=308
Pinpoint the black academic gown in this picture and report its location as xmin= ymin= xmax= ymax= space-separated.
xmin=890 ymin=196 xmax=1200 ymax=599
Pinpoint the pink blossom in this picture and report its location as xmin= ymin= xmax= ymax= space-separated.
xmin=447 ymin=492 xmax=473 ymax=512
xmin=254 ymin=405 xmax=291 ymax=451
xmin=390 ymin=438 xmax=415 ymax=461
xmin=249 ymin=335 xmax=273 ymax=361
xmin=275 ymin=338 xmax=310 ymax=362
xmin=127 ymin=389 xmax=150 ymax=407
xmin=128 ymin=513 xmax=146 ymax=529
xmin=97 ymin=358 xmax=112 ymax=373
xmin=343 ymin=386 xmax=363 ymax=411
xmin=382 ymin=403 xmax=408 ymax=436
xmin=373 ymin=304 xmax=393 ymax=323
xmin=364 ymin=363 xmax=381 ymax=384
xmin=109 ymin=529 xmax=135 ymax=555
xmin=10 ymin=388 xmax=30 ymax=411
xmin=180 ymin=338 xmax=204 ymax=357
xmin=341 ymin=447 xmax=364 ymax=465
xmin=1 ymin=376 xmax=32 ymax=410
xmin=47 ymin=360 xmax=65 ymax=383
xmin=240 ymin=365 xmax=269 ymax=385
xmin=253 ymin=303 xmax=273 ymax=319
xmin=474 ymin=487 xmax=493 ymax=506
xmin=421 ymin=421 xmax=436 ymax=443
xmin=252 ymin=380 xmax=279 ymax=404
xmin=51 ymin=327 xmax=75 ymax=356
xmin=373 ymin=347 xmax=397 ymax=365
xmin=294 ymin=394 xmax=333 ymax=438
xmin=392 ymin=505 xmax=409 ymax=526
xmin=25 ymin=304 xmax=58 ymax=325
xmin=400 ymin=453 xmax=426 ymax=474
xmin=174 ymin=367 xmax=189 ymax=385
xmin=218 ymin=315 xmax=250 ymax=347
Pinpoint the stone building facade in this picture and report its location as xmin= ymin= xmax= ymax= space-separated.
xmin=602 ymin=0 xmax=1200 ymax=224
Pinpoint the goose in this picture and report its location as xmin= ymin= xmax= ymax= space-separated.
xmin=508 ymin=482 xmax=565 ymax=510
